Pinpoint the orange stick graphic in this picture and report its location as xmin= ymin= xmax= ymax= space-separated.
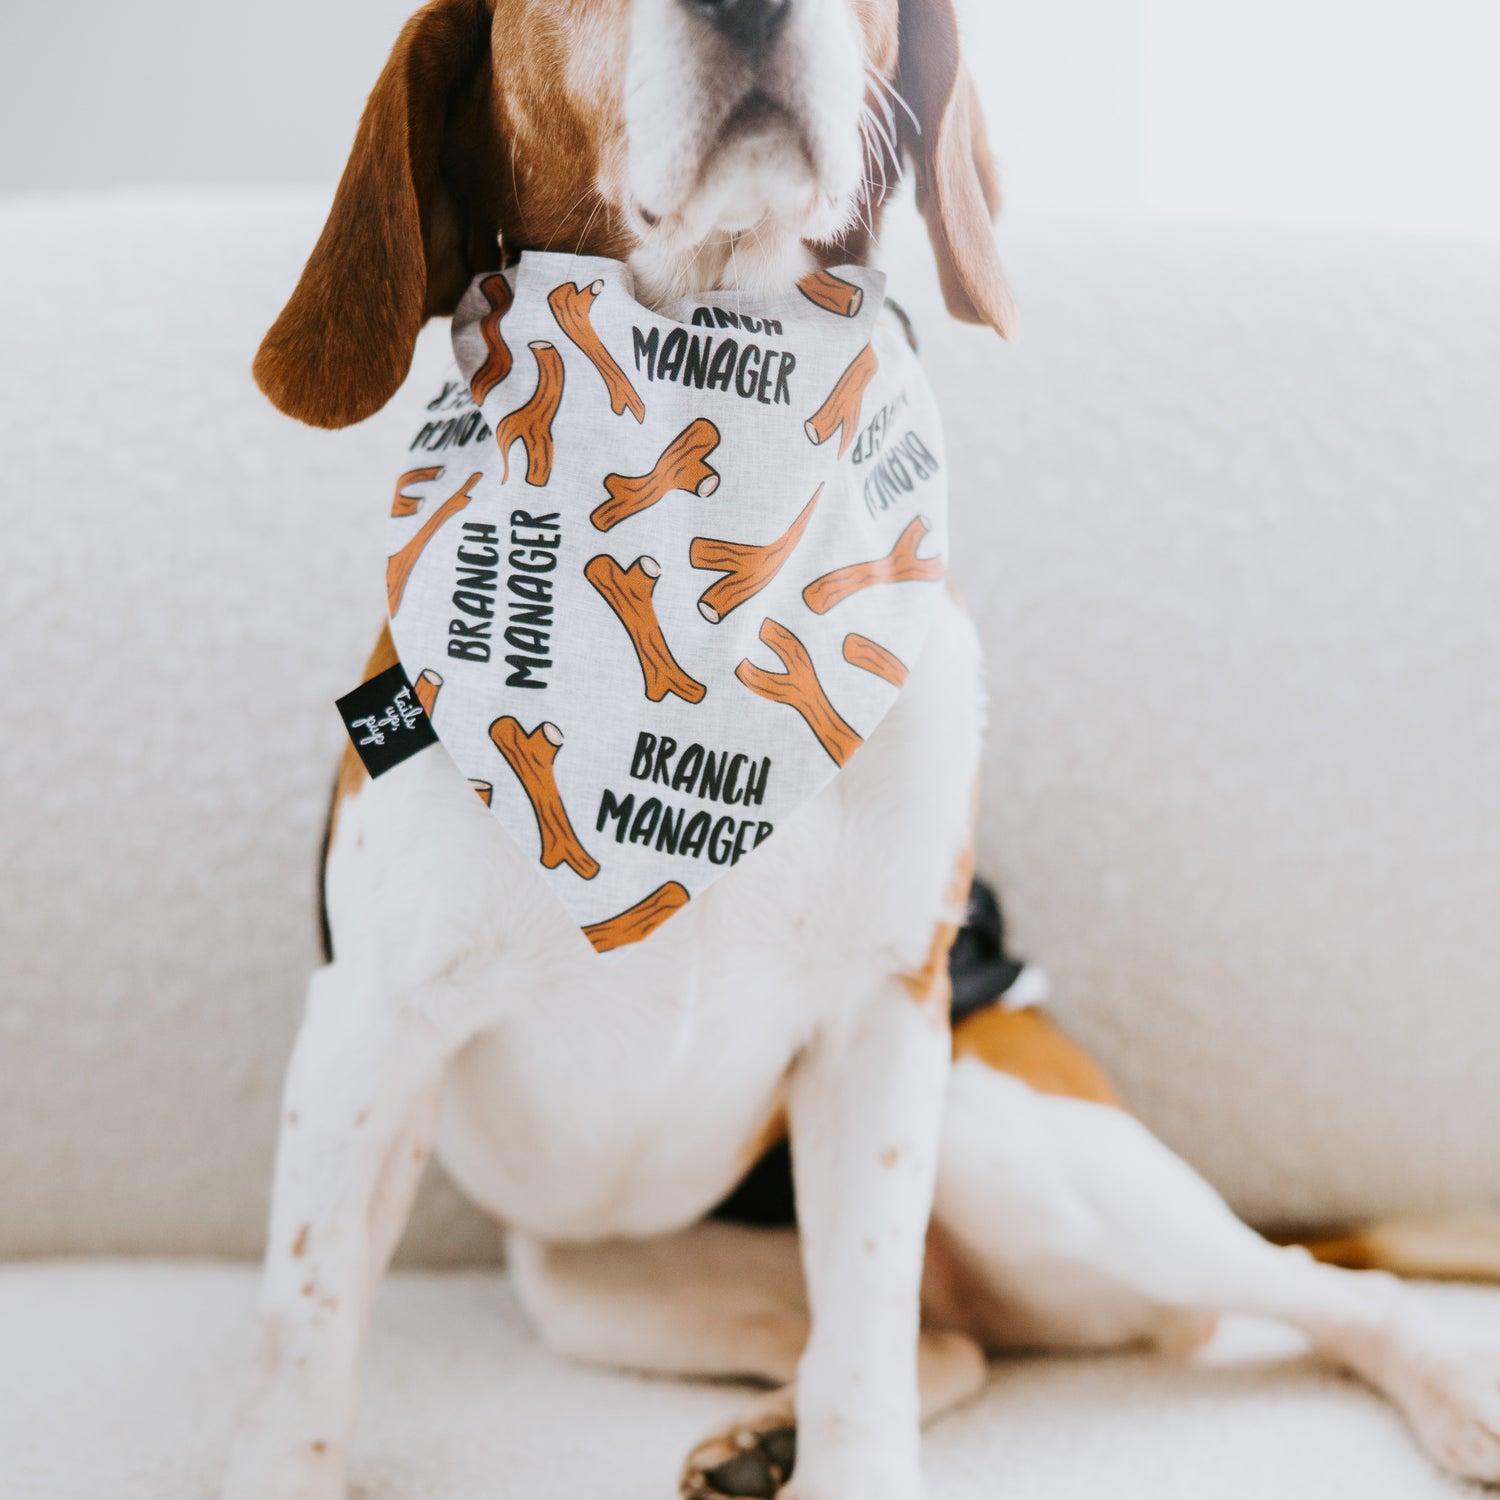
xmin=582 ymin=881 xmax=691 ymax=954
xmin=689 ymin=484 xmax=823 ymax=624
xmin=387 ymin=473 xmax=481 ymax=616
xmin=584 ymin=555 xmax=707 ymax=705
xmin=802 ymin=515 xmax=945 ymax=615
xmin=391 ymin=465 xmax=444 ymax=518
xmin=548 ymin=279 xmax=646 ymax=422
xmin=842 ymin=632 xmax=909 ymax=687
xmin=735 ymin=619 xmax=863 ymax=767
xmin=412 ymin=669 xmax=443 ymax=717
xmin=495 ymin=341 xmax=565 ymax=485
xmin=798 ymin=269 xmax=864 ymax=318
xmin=592 ymin=418 xmax=721 ymax=532
xmin=488 ymin=717 xmax=600 ymax=880
xmin=804 ymin=342 xmax=878 ymax=457
xmin=470 ymin=780 xmax=493 ymax=807
xmin=470 ymin=273 xmax=516 ymax=404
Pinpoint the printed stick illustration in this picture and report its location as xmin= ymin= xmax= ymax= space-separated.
xmin=469 ymin=272 xmax=516 ymax=404
xmin=488 ymin=717 xmax=601 ymax=880
xmin=802 ymin=515 xmax=945 ymax=614
xmin=735 ymin=618 xmax=863 ymax=767
xmin=584 ymin=554 xmax=707 ymax=704
xmin=386 ymin=473 xmax=481 ymax=616
xmin=470 ymin=780 xmax=493 ymax=807
xmin=804 ymin=341 xmax=878 ymax=457
xmin=690 ymin=484 xmax=823 ymax=624
xmin=798 ymin=268 xmax=864 ymax=318
xmin=582 ymin=881 xmax=691 ymax=954
xmin=842 ymin=632 xmax=909 ymax=687
xmin=390 ymin=465 xmax=444 ymax=517
xmin=412 ymin=669 xmax=443 ymax=717
xmin=548 ymin=279 xmax=646 ymax=422
xmin=495 ymin=341 xmax=565 ymax=485
xmin=592 ymin=418 xmax=721 ymax=532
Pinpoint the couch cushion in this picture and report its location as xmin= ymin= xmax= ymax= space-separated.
xmin=1 ymin=1260 xmax=1492 ymax=1499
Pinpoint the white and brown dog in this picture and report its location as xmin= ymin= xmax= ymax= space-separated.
xmin=226 ymin=1 xmax=1500 ymax=1496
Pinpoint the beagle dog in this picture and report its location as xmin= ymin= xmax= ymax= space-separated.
xmin=225 ymin=1 xmax=1500 ymax=1496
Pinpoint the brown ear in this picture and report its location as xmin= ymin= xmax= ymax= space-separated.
xmin=897 ymin=0 xmax=1014 ymax=338
xmin=254 ymin=0 xmax=497 ymax=428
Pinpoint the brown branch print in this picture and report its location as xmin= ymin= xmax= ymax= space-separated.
xmin=391 ymin=465 xmax=444 ymax=518
xmin=798 ymin=269 xmax=864 ymax=318
xmin=549 ymin=279 xmax=646 ymax=422
xmin=689 ymin=484 xmax=823 ymax=624
xmin=592 ymin=418 xmax=721 ymax=532
xmin=470 ymin=780 xmax=493 ymax=807
xmin=470 ymin=272 xmax=516 ymax=404
xmin=488 ymin=717 xmax=600 ymax=880
xmin=802 ymin=515 xmax=945 ymax=615
xmin=804 ymin=342 xmax=878 ymax=457
xmin=387 ymin=473 xmax=481 ymax=617
xmin=582 ymin=881 xmax=691 ymax=954
xmin=584 ymin=554 xmax=707 ymax=705
xmin=412 ymin=669 xmax=443 ymax=717
xmin=735 ymin=618 xmax=863 ymax=767
xmin=495 ymin=341 xmax=565 ymax=485
xmin=842 ymin=632 xmax=909 ymax=687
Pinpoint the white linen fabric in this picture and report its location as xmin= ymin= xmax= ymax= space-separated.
xmin=387 ymin=252 xmax=949 ymax=952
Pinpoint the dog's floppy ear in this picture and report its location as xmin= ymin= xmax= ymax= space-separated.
xmin=897 ymin=0 xmax=1014 ymax=338
xmin=254 ymin=0 xmax=498 ymax=428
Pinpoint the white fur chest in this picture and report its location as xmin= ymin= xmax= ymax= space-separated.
xmin=325 ymin=593 xmax=983 ymax=1243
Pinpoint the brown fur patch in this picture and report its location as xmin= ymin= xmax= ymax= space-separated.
xmin=896 ymin=0 xmax=1013 ymax=335
xmin=900 ymin=780 xmax=978 ymax=1021
xmin=951 ymin=1006 xmax=1123 ymax=1109
xmin=1281 ymin=1214 xmax=1500 ymax=1282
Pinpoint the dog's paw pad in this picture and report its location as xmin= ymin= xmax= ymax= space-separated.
xmin=683 ymin=1424 xmax=797 ymax=1499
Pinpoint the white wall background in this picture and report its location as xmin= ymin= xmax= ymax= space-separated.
xmin=2 ymin=1 xmax=1498 ymax=237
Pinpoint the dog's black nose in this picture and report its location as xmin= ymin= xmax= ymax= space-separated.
xmin=685 ymin=0 xmax=792 ymax=52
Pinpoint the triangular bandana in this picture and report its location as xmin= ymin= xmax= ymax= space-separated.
xmin=386 ymin=251 xmax=949 ymax=954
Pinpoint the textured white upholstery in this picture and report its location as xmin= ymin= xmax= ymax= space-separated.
xmin=1 ymin=189 xmax=1497 ymax=1263
xmin=2 ymin=1261 xmax=1495 ymax=1500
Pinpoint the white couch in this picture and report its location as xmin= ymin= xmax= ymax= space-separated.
xmin=1 ymin=189 xmax=1497 ymax=1497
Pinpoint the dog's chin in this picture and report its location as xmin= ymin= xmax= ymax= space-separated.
xmin=626 ymin=124 xmax=859 ymax=308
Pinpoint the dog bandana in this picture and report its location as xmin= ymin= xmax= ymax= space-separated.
xmin=383 ymin=250 xmax=949 ymax=954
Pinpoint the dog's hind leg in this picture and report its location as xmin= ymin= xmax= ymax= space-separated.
xmin=222 ymin=962 xmax=454 ymax=1500
xmin=934 ymin=1056 xmax=1500 ymax=1484
xmin=509 ymin=1222 xmax=810 ymax=1384
xmin=508 ymin=1221 xmax=985 ymax=1500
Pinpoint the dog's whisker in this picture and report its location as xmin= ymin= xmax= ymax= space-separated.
xmin=861 ymin=113 xmax=892 ymax=201
xmin=540 ymin=180 xmax=601 ymax=253
xmin=856 ymin=113 xmax=890 ymax=211
xmin=869 ymin=68 xmax=922 ymax=135
xmin=861 ymin=91 xmax=899 ymax=160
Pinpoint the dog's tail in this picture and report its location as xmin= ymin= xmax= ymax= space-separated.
xmin=1290 ymin=1212 xmax=1500 ymax=1282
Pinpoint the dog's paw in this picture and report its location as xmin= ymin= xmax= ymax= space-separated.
xmin=680 ymin=1387 xmax=927 ymax=1500
xmin=681 ymin=1390 xmax=798 ymax=1500
xmin=1381 ymin=1317 xmax=1500 ymax=1483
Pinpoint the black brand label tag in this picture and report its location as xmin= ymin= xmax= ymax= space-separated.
xmin=336 ymin=662 xmax=439 ymax=779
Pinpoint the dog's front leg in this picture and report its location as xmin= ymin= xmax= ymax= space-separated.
xmin=785 ymin=985 xmax=952 ymax=1500
xmin=222 ymin=962 xmax=450 ymax=1500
